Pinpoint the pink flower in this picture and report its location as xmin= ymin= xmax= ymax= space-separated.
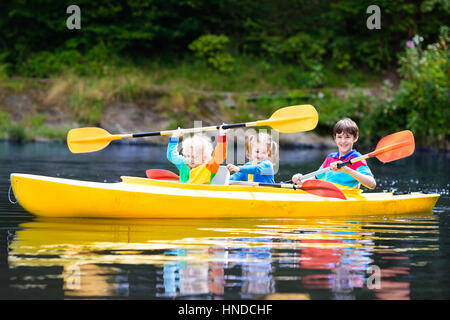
xmin=406 ymin=40 xmax=414 ymax=48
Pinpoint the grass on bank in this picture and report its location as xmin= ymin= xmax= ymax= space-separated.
xmin=16 ymin=53 xmax=383 ymax=125
xmin=0 ymin=112 xmax=69 ymax=142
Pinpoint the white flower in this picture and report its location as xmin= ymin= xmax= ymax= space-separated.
xmin=318 ymin=92 xmax=324 ymax=99
xmin=413 ymin=34 xmax=423 ymax=45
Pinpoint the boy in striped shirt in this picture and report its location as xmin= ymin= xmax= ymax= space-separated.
xmin=292 ymin=118 xmax=376 ymax=189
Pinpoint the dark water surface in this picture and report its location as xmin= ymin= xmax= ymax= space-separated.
xmin=0 ymin=141 xmax=449 ymax=300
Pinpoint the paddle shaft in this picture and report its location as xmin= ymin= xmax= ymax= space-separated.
xmin=122 ymin=110 xmax=321 ymax=137
xmin=129 ymin=122 xmax=257 ymax=138
xmin=230 ymin=179 xmax=347 ymax=199
xmin=230 ymin=180 xmax=302 ymax=190
xmin=299 ymin=154 xmax=371 ymax=181
xmin=67 ymin=105 xmax=319 ymax=153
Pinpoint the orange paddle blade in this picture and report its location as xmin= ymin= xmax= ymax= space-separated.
xmin=299 ymin=180 xmax=347 ymax=200
xmin=146 ymin=169 xmax=180 ymax=181
xmin=369 ymin=130 xmax=415 ymax=163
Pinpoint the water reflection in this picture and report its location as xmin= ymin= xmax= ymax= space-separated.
xmin=5 ymin=214 xmax=439 ymax=299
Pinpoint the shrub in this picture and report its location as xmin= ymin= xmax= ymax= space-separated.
xmin=17 ymin=42 xmax=121 ymax=77
xmin=7 ymin=123 xmax=28 ymax=141
xmin=0 ymin=111 xmax=11 ymax=137
xmin=262 ymin=33 xmax=326 ymax=66
xmin=345 ymin=28 xmax=450 ymax=147
xmin=389 ymin=29 xmax=449 ymax=146
xmin=188 ymin=34 xmax=234 ymax=73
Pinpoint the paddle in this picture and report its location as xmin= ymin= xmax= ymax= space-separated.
xmin=145 ymin=169 xmax=346 ymax=200
xmin=146 ymin=169 xmax=180 ymax=181
xmin=284 ymin=130 xmax=415 ymax=183
xmin=67 ymin=104 xmax=318 ymax=153
xmin=229 ymin=180 xmax=347 ymax=200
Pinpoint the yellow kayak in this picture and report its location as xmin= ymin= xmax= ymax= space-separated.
xmin=10 ymin=173 xmax=440 ymax=219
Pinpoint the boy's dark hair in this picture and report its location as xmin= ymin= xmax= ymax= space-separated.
xmin=333 ymin=118 xmax=359 ymax=138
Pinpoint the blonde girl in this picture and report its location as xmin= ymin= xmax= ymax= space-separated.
xmin=227 ymin=132 xmax=278 ymax=183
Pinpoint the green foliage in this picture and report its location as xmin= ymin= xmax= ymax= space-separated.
xmin=32 ymin=125 xmax=68 ymax=141
xmin=24 ymin=115 xmax=46 ymax=129
xmin=0 ymin=111 xmax=67 ymax=141
xmin=17 ymin=43 xmax=121 ymax=77
xmin=18 ymin=50 xmax=79 ymax=77
xmin=389 ymin=29 xmax=449 ymax=146
xmin=262 ymin=33 xmax=326 ymax=67
xmin=421 ymin=0 xmax=450 ymax=13
xmin=0 ymin=52 xmax=10 ymax=79
xmin=0 ymin=0 xmax=448 ymax=147
xmin=7 ymin=123 xmax=28 ymax=141
xmin=188 ymin=34 xmax=234 ymax=72
xmin=71 ymin=95 xmax=105 ymax=126
xmin=305 ymin=29 xmax=450 ymax=147
xmin=0 ymin=111 xmax=11 ymax=136
xmin=0 ymin=112 xmax=27 ymax=141
xmin=2 ymin=0 xmax=449 ymax=75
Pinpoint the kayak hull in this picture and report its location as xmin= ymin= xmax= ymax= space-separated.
xmin=10 ymin=173 xmax=440 ymax=219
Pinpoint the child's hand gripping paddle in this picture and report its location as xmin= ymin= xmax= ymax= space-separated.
xmin=67 ymin=105 xmax=318 ymax=154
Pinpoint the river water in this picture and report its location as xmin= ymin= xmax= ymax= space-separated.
xmin=0 ymin=141 xmax=449 ymax=300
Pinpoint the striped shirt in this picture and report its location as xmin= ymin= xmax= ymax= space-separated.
xmin=315 ymin=150 xmax=373 ymax=188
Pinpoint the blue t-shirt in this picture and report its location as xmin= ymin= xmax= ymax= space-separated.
xmin=230 ymin=160 xmax=275 ymax=183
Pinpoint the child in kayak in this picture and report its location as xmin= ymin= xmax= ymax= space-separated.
xmin=292 ymin=118 xmax=376 ymax=189
xmin=226 ymin=132 xmax=278 ymax=183
xmin=167 ymin=125 xmax=228 ymax=184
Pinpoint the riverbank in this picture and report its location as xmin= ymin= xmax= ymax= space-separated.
xmin=0 ymin=76 xmax=343 ymax=148
xmin=0 ymin=74 xmax=448 ymax=150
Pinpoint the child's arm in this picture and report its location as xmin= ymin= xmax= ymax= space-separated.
xmin=227 ymin=164 xmax=247 ymax=181
xmin=167 ymin=128 xmax=187 ymax=167
xmin=292 ymin=157 xmax=329 ymax=184
xmin=206 ymin=129 xmax=227 ymax=174
xmin=229 ymin=170 xmax=246 ymax=181
xmin=330 ymin=161 xmax=376 ymax=189
xmin=235 ymin=161 xmax=273 ymax=176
